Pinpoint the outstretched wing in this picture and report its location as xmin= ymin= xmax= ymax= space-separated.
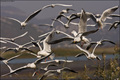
xmin=62 ymin=67 xmax=78 ymax=73
xmin=48 ymin=37 xmax=73 ymax=44
xmin=100 ymin=6 xmax=118 ymax=22
xmin=24 ymin=9 xmax=42 ymax=23
xmin=13 ymin=32 xmax=28 ymax=40
xmin=102 ymin=39 xmax=116 ymax=45
xmin=34 ymin=53 xmax=52 ymax=65
xmin=75 ymin=53 xmax=85 ymax=57
xmin=81 ymin=29 xmax=99 ymax=37
xmin=8 ymin=17 xmax=21 ymax=24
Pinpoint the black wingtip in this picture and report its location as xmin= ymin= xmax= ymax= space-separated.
xmin=96 ymin=56 xmax=101 ymax=61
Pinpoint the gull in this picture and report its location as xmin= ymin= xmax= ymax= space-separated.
xmin=0 ymin=54 xmax=22 ymax=76
xmin=32 ymin=63 xmax=58 ymax=77
xmin=86 ymin=39 xmax=116 ymax=50
xmin=37 ymin=29 xmax=55 ymax=59
xmin=64 ymin=10 xmax=97 ymax=28
xmin=0 ymin=32 xmax=28 ymax=42
xmin=29 ymin=36 xmax=42 ymax=49
xmin=75 ymin=44 xmax=101 ymax=60
xmin=48 ymin=28 xmax=98 ymax=44
xmin=41 ymin=59 xmax=73 ymax=64
xmin=42 ymin=4 xmax=72 ymax=9
xmin=39 ymin=8 xmax=73 ymax=28
xmin=50 ymin=8 xmax=75 ymax=27
xmin=54 ymin=19 xmax=69 ymax=28
xmin=1 ymin=53 xmax=52 ymax=77
xmin=1 ymin=40 xmax=34 ymax=54
xmin=39 ymin=67 xmax=77 ymax=80
xmin=7 ymin=4 xmax=72 ymax=29
xmin=93 ymin=6 xmax=119 ymax=29
xmin=95 ymin=13 xmax=120 ymax=18
xmin=108 ymin=21 xmax=120 ymax=31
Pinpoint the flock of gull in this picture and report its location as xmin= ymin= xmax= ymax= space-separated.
xmin=0 ymin=3 xmax=120 ymax=80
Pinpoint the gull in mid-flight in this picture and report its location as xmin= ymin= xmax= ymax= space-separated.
xmin=32 ymin=63 xmax=58 ymax=77
xmin=86 ymin=39 xmax=116 ymax=50
xmin=1 ymin=53 xmax=52 ymax=77
xmin=48 ymin=29 xmax=98 ymax=44
xmin=7 ymin=4 xmax=72 ymax=29
xmin=0 ymin=54 xmax=22 ymax=77
xmin=0 ymin=32 xmax=28 ymax=42
xmin=1 ymin=40 xmax=34 ymax=54
xmin=39 ymin=67 xmax=77 ymax=80
xmin=37 ymin=29 xmax=56 ymax=60
xmin=93 ymin=6 xmax=119 ymax=29
xmin=75 ymin=44 xmax=101 ymax=60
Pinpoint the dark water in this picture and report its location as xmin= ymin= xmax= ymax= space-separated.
xmin=0 ymin=54 xmax=116 ymax=64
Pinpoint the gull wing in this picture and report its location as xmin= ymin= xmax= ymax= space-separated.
xmin=78 ymin=9 xmax=87 ymax=33
xmin=34 ymin=53 xmax=52 ymax=65
xmin=75 ymin=53 xmax=85 ymax=57
xmin=76 ymin=45 xmax=89 ymax=56
xmin=53 ymin=4 xmax=72 ymax=7
xmin=108 ymin=21 xmax=120 ymax=31
xmin=47 ymin=37 xmax=73 ymax=44
xmin=24 ymin=9 xmax=42 ymax=23
xmin=100 ymin=6 xmax=118 ymax=22
xmin=46 ymin=63 xmax=58 ymax=69
xmin=86 ymin=12 xmax=97 ymax=23
xmin=0 ymin=40 xmax=7 ymax=43
xmin=61 ymin=67 xmax=78 ymax=73
xmin=43 ymin=29 xmax=55 ymax=52
xmin=42 ymin=4 xmax=72 ymax=10
xmin=86 ymin=42 xmax=97 ymax=50
xmin=81 ymin=29 xmax=99 ymax=37
xmin=7 ymin=54 xmax=22 ymax=62
xmin=1 ymin=65 xmax=28 ymax=77
xmin=1 ymin=48 xmax=17 ymax=54
xmin=39 ymin=70 xmax=56 ymax=80
xmin=102 ymin=39 xmax=116 ymax=45
xmin=38 ymin=32 xmax=51 ymax=38
xmin=5 ymin=40 xmax=19 ymax=47
xmin=8 ymin=17 xmax=21 ymax=24
xmin=109 ymin=14 xmax=120 ymax=17
xmin=39 ymin=24 xmax=53 ymax=27
xmin=21 ymin=48 xmax=35 ymax=53
xmin=41 ymin=60 xmax=56 ymax=64
xmin=13 ymin=32 xmax=28 ymax=40
xmin=56 ymin=30 xmax=74 ymax=39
